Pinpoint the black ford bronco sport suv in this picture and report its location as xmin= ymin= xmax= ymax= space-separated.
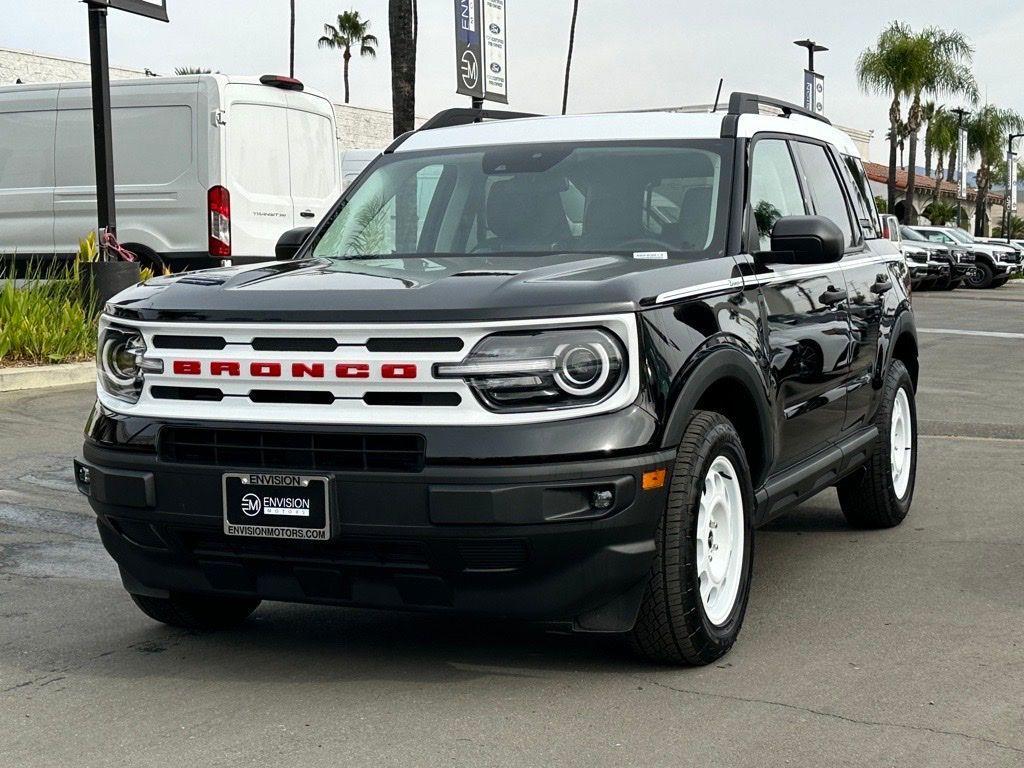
xmin=77 ymin=93 xmax=919 ymax=665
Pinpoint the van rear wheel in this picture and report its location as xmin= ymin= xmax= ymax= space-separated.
xmin=630 ymin=411 xmax=754 ymax=665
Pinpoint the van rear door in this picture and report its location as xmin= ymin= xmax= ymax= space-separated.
xmin=224 ymin=86 xmax=295 ymax=259
xmin=0 ymin=87 xmax=57 ymax=263
xmin=285 ymin=94 xmax=339 ymax=229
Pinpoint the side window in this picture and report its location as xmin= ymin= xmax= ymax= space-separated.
xmin=841 ymin=155 xmax=879 ymax=238
xmin=792 ymin=142 xmax=857 ymax=249
xmin=749 ymin=139 xmax=806 ymax=250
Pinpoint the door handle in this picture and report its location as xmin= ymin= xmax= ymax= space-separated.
xmin=871 ymin=275 xmax=893 ymax=295
xmin=300 ymin=210 xmax=316 ymax=219
xmin=819 ymin=286 xmax=848 ymax=306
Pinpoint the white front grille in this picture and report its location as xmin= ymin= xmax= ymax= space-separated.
xmin=97 ymin=314 xmax=640 ymax=426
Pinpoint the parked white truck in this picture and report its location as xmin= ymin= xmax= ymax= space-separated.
xmin=0 ymin=74 xmax=341 ymax=271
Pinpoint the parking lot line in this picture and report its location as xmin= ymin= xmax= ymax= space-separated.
xmin=918 ymin=328 xmax=1024 ymax=340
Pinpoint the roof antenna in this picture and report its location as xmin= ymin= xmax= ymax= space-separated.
xmin=710 ymin=78 xmax=724 ymax=113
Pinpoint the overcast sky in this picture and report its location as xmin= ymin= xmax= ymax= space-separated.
xmin=6 ymin=0 xmax=1024 ymax=165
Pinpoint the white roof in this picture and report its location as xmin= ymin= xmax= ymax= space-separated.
xmin=0 ymin=74 xmax=333 ymax=104
xmin=396 ymin=110 xmax=862 ymax=158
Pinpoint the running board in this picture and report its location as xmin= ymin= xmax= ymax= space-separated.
xmin=753 ymin=426 xmax=878 ymax=525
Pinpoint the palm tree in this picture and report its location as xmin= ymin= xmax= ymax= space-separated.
xmin=922 ymin=100 xmax=937 ymax=176
xmin=389 ymin=0 xmax=417 ymax=137
xmin=174 ymin=66 xmax=212 ymax=75
xmin=994 ymin=216 xmax=1024 ymax=238
xmin=562 ymin=0 xmax=580 ymax=115
xmin=923 ymin=199 xmax=957 ymax=226
xmin=967 ymin=105 xmax=1024 ymax=235
xmin=858 ymin=22 xmax=916 ymax=215
xmin=318 ymin=10 xmax=378 ymax=104
xmin=927 ymin=108 xmax=958 ymax=198
xmin=901 ymin=27 xmax=977 ymax=225
xmin=289 ymin=0 xmax=296 ymax=78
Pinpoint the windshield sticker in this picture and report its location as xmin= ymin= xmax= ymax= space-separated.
xmin=633 ymin=251 xmax=668 ymax=260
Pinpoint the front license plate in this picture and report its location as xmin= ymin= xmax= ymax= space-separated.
xmin=223 ymin=473 xmax=330 ymax=541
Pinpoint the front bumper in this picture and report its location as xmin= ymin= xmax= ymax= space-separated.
xmin=77 ymin=434 xmax=675 ymax=633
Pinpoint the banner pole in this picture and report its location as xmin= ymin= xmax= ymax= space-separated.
xmin=87 ymin=2 xmax=117 ymax=260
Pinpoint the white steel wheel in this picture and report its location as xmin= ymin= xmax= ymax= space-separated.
xmin=890 ymin=387 xmax=913 ymax=499
xmin=697 ymin=455 xmax=745 ymax=626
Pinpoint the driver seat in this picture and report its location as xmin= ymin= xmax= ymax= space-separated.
xmin=481 ymin=179 xmax=570 ymax=252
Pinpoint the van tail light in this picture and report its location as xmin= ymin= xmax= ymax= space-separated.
xmin=208 ymin=185 xmax=231 ymax=257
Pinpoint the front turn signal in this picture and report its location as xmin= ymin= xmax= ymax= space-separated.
xmin=642 ymin=468 xmax=667 ymax=491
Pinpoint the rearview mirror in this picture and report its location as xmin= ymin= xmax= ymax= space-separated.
xmin=275 ymin=227 xmax=314 ymax=260
xmin=761 ymin=215 xmax=844 ymax=265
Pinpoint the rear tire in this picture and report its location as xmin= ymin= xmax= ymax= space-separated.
xmin=630 ymin=411 xmax=754 ymax=665
xmin=837 ymin=360 xmax=916 ymax=529
xmin=991 ymin=277 xmax=1009 ymax=288
xmin=131 ymin=592 xmax=261 ymax=630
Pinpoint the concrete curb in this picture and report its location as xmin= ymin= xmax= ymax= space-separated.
xmin=0 ymin=362 xmax=95 ymax=393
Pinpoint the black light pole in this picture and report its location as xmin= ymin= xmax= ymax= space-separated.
xmin=87 ymin=1 xmax=117 ymax=260
xmin=1005 ymin=133 xmax=1024 ymax=243
xmin=793 ymin=38 xmax=828 ymax=73
xmin=951 ymin=107 xmax=970 ymax=230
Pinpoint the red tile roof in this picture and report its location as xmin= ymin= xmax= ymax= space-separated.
xmin=863 ymin=161 xmax=1003 ymax=204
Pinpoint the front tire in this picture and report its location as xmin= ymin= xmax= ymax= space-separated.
xmin=131 ymin=592 xmax=261 ymax=630
xmin=837 ymin=360 xmax=916 ymax=528
xmin=964 ymin=261 xmax=993 ymax=289
xmin=631 ymin=411 xmax=754 ymax=665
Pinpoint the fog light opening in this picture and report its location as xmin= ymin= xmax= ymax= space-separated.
xmin=78 ymin=466 xmax=91 ymax=485
xmin=590 ymin=488 xmax=614 ymax=511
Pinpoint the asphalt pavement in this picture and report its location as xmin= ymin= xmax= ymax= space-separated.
xmin=0 ymin=285 xmax=1021 ymax=767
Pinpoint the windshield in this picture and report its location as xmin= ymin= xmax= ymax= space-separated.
xmin=900 ymin=226 xmax=927 ymax=242
xmin=946 ymin=228 xmax=974 ymax=244
xmin=311 ymin=141 xmax=731 ymax=260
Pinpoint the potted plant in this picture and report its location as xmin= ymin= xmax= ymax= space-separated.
xmin=75 ymin=231 xmax=142 ymax=312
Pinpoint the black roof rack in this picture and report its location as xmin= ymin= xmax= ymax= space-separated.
xmin=385 ymin=107 xmax=542 ymax=153
xmin=418 ymin=107 xmax=541 ymax=131
xmin=727 ymin=92 xmax=831 ymax=126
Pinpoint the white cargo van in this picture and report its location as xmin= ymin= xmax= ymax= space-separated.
xmin=0 ymin=74 xmax=340 ymax=270
xmin=339 ymin=149 xmax=380 ymax=190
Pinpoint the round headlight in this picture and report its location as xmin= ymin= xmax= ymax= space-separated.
xmin=435 ymin=327 xmax=627 ymax=412
xmin=101 ymin=335 xmax=141 ymax=383
xmin=555 ymin=343 xmax=610 ymax=396
xmin=97 ymin=324 xmax=150 ymax=403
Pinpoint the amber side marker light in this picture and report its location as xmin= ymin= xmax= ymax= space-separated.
xmin=642 ymin=468 xmax=667 ymax=490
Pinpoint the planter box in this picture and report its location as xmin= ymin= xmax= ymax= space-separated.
xmin=80 ymin=261 xmax=141 ymax=312
xmin=0 ymin=362 xmax=96 ymax=393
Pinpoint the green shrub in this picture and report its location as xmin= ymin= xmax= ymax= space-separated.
xmin=0 ymin=265 xmax=97 ymax=366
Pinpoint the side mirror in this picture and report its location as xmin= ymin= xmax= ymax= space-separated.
xmin=275 ymin=227 xmax=314 ymax=260
xmin=762 ymin=215 xmax=844 ymax=265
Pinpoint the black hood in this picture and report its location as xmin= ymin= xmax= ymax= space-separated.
xmin=108 ymin=254 xmax=739 ymax=323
